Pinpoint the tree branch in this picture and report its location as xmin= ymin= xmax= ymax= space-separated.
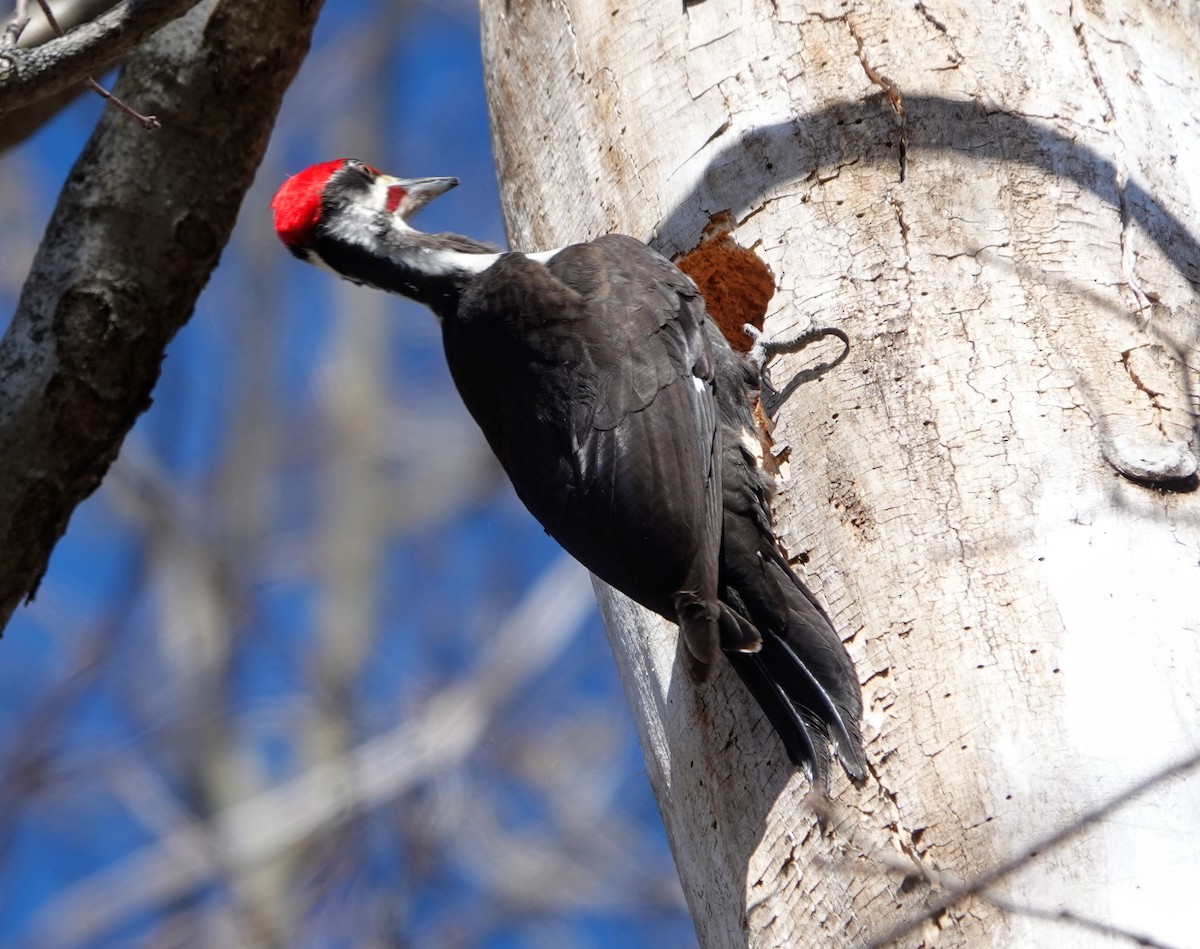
xmin=981 ymin=892 xmax=1183 ymax=949
xmin=0 ymin=0 xmax=204 ymax=120
xmin=0 ymin=0 xmax=323 ymax=632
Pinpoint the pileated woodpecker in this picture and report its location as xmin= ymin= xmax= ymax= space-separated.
xmin=271 ymin=158 xmax=867 ymax=786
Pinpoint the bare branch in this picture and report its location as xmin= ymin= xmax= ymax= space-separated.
xmin=0 ymin=0 xmax=323 ymax=632
xmin=82 ymin=73 xmax=157 ymax=126
xmin=27 ymin=0 xmax=160 ymax=127
xmin=865 ymin=747 xmax=1200 ymax=948
xmin=0 ymin=0 xmax=203 ymax=120
xmin=10 ymin=1 xmax=124 ymax=47
xmin=32 ymin=0 xmax=63 ymax=32
xmin=0 ymin=2 xmax=126 ymax=148
xmin=29 ymin=557 xmax=595 ymax=948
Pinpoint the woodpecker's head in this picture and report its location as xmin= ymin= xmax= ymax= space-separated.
xmin=270 ymin=158 xmax=458 ymax=259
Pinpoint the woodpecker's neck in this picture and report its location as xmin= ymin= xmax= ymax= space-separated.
xmin=307 ymin=209 xmax=505 ymax=320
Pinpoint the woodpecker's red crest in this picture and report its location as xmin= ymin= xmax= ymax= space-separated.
xmin=270 ymin=158 xmax=354 ymax=250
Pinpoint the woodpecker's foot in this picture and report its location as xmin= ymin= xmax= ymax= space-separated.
xmin=746 ymin=323 xmax=852 ymax=417
xmin=744 ymin=323 xmax=850 ymax=376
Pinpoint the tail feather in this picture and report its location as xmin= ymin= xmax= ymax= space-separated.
xmin=763 ymin=625 xmax=867 ymax=781
xmin=727 ymin=650 xmax=828 ymax=786
xmin=704 ymin=323 xmax=866 ymax=784
xmin=720 ymin=519 xmax=867 ymax=784
xmin=760 ymin=551 xmax=867 ymax=780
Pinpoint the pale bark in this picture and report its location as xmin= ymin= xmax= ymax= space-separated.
xmin=482 ymin=0 xmax=1200 ymax=945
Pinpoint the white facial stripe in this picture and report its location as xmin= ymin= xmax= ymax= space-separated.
xmin=419 ymin=249 xmax=502 ymax=276
xmin=411 ymin=247 xmax=568 ymax=278
xmin=371 ymin=177 xmax=392 ymax=211
xmin=324 ymin=182 xmax=570 ymax=284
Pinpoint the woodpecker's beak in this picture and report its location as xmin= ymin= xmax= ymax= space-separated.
xmin=383 ymin=175 xmax=459 ymax=221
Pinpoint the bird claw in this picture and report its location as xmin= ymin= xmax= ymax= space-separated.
xmin=745 ymin=323 xmax=852 ymax=417
xmin=743 ymin=323 xmax=770 ymax=374
xmin=744 ymin=322 xmax=850 ymax=376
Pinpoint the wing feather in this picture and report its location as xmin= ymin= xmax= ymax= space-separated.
xmin=446 ymin=236 xmax=723 ymax=664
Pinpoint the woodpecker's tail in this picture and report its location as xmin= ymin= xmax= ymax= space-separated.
xmin=721 ymin=536 xmax=867 ymax=789
xmin=701 ymin=315 xmax=866 ymax=786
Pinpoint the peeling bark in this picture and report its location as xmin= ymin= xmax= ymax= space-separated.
xmin=0 ymin=0 xmax=323 ymax=629
xmin=482 ymin=0 xmax=1200 ymax=945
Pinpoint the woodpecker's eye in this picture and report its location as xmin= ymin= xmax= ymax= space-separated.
xmin=343 ymin=159 xmax=378 ymax=182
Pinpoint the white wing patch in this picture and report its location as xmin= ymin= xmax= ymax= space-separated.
xmin=739 ymin=426 xmax=765 ymax=467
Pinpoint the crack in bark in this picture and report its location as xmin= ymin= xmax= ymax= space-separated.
xmin=1120 ymin=346 xmax=1177 ymax=447
xmin=595 ymin=65 xmax=647 ymax=220
xmin=554 ymin=0 xmax=584 ymax=81
xmin=913 ymin=1 xmax=948 ymax=34
xmin=849 ymin=21 xmax=907 ymax=181
xmin=1069 ymin=1 xmax=1115 ymax=123
xmin=887 ymin=193 xmax=914 ymax=308
xmin=913 ymin=0 xmax=966 ymax=69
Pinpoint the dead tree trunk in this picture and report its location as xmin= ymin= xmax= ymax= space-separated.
xmin=482 ymin=0 xmax=1200 ymax=945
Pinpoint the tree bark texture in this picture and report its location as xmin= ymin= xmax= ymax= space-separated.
xmin=0 ymin=0 xmax=323 ymax=629
xmin=481 ymin=1 xmax=1200 ymax=945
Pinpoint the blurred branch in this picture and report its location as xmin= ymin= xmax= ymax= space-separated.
xmin=0 ymin=614 xmax=112 ymax=826
xmin=2 ymin=0 xmax=31 ymax=46
xmin=0 ymin=0 xmax=202 ymax=119
xmin=29 ymin=555 xmax=595 ymax=949
xmin=982 ymin=892 xmax=1182 ymax=949
xmin=30 ymin=0 xmax=161 ymax=128
xmin=0 ymin=0 xmax=323 ymax=633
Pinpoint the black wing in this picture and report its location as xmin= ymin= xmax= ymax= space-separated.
xmin=445 ymin=235 xmax=725 ymax=673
